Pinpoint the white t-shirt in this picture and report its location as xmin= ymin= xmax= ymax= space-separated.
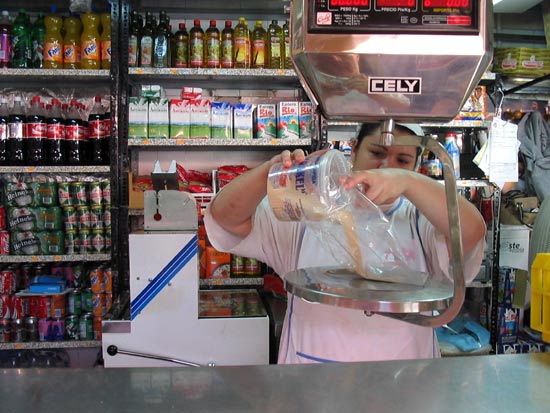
xmin=204 ymin=196 xmax=485 ymax=364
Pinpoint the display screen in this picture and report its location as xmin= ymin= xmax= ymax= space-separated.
xmin=423 ymin=0 xmax=470 ymax=7
xmin=329 ymin=0 xmax=370 ymax=6
xmin=376 ymin=0 xmax=416 ymax=6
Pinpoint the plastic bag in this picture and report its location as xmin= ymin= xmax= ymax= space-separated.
xmin=70 ymin=0 xmax=92 ymax=14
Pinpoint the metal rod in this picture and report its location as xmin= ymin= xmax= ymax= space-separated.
xmin=106 ymin=345 xmax=203 ymax=367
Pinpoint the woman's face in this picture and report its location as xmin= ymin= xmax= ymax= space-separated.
xmin=350 ymin=128 xmax=419 ymax=172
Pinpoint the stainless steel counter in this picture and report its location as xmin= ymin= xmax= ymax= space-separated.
xmin=2 ymin=353 xmax=549 ymax=412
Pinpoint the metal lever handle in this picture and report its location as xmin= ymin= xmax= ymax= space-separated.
xmin=106 ymin=345 xmax=210 ymax=367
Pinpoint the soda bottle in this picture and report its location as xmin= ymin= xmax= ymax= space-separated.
xmin=0 ymin=11 xmax=11 ymax=68
xmin=11 ymin=9 xmax=31 ymax=68
xmin=81 ymin=13 xmax=101 ymax=70
xmin=43 ymin=14 xmax=63 ymax=69
xmin=26 ymin=96 xmax=47 ymax=165
xmin=283 ymin=20 xmax=292 ymax=69
xmin=172 ymin=22 xmax=188 ymax=68
xmin=128 ymin=10 xmax=141 ymax=67
xmin=0 ymin=96 xmax=9 ymax=164
xmin=100 ymin=12 xmax=111 ymax=70
xmin=31 ymin=13 xmax=46 ymax=68
xmin=46 ymin=98 xmax=66 ymax=166
xmin=152 ymin=10 xmax=170 ymax=68
xmin=234 ymin=17 xmax=250 ymax=69
xmin=63 ymin=15 xmax=82 ymax=69
xmin=251 ymin=21 xmax=266 ymax=69
xmin=205 ymin=20 xmax=220 ymax=68
xmin=445 ymin=132 xmax=461 ymax=179
xmin=221 ymin=20 xmax=234 ymax=69
xmin=139 ymin=11 xmax=154 ymax=67
xmin=103 ymin=99 xmax=111 ymax=165
xmin=65 ymin=99 xmax=87 ymax=165
xmin=88 ymin=96 xmax=107 ymax=165
xmin=267 ymin=20 xmax=283 ymax=69
xmin=189 ymin=19 xmax=204 ymax=68
xmin=8 ymin=96 xmax=26 ymax=166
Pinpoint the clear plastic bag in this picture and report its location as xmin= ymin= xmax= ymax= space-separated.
xmin=70 ymin=0 xmax=92 ymax=14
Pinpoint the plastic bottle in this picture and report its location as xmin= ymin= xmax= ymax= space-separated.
xmin=172 ymin=22 xmax=188 ymax=68
xmin=234 ymin=17 xmax=250 ymax=69
xmin=128 ymin=10 xmax=141 ymax=67
xmin=220 ymin=20 xmax=233 ymax=69
xmin=88 ymin=96 xmax=107 ymax=165
xmin=100 ymin=12 xmax=111 ymax=70
xmin=63 ymin=15 xmax=82 ymax=69
xmin=444 ymin=132 xmax=461 ymax=179
xmin=152 ymin=10 xmax=170 ymax=68
xmin=65 ymin=99 xmax=87 ymax=165
xmin=46 ymin=98 xmax=65 ymax=166
xmin=267 ymin=20 xmax=283 ymax=69
xmin=205 ymin=20 xmax=220 ymax=68
xmin=251 ymin=21 xmax=266 ymax=69
xmin=26 ymin=96 xmax=47 ymax=166
xmin=11 ymin=9 xmax=31 ymax=68
xmin=8 ymin=96 xmax=26 ymax=165
xmin=0 ymin=11 xmax=11 ymax=68
xmin=31 ymin=13 xmax=46 ymax=68
xmin=139 ymin=11 xmax=154 ymax=67
xmin=43 ymin=14 xmax=63 ymax=69
xmin=283 ymin=20 xmax=292 ymax=69
xmin=0 ymin=96 xmax=9 ymax=164
xmin=103 ymin=99 xmax=111 ymax=165
xmin=189 ymin=19 xmax=204 ymax=68
xmin=81 ymin=13 xmax=101 ymax=69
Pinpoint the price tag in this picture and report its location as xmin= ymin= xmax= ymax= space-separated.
xmin=176 ymin=139 xmax=184 ymax=145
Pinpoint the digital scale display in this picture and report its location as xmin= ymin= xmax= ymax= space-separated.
xmin=312 ymin=0 xmax=477 ymax=33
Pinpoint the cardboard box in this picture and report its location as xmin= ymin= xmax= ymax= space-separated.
xmin=148 ymin=98 xmax=170 ymax=138
xmin=211 ymin=102 xmax=233 ymax=139
xmin=499 ymin=225 xmax=531 ymax=271
xmin=234 ymin=103 xmax=255 ymax=139
xmin=189 ymin=99 xmax=211 ymax=139
xmin=277 ymin=101 xmax=299 ymax=139
xmin=255 ymin=104 xmax=277 ymax=139
xmin=128 ymin=97 xmax=148 ymax=139
xmin=493 ymin=47 xmax=550 ymax=78
xmin=128 ymin=173 xmax=144 ymax=209
xmin=298 ymin=101 xmax=314 ymax=139
xmin=169 ymin=99 xmax=191 ymax=139
xmin=205 ymin=246 xmax=230 ymax=279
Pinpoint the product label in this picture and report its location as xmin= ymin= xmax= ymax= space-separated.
xmin=26 ymin=122 xmax=48 ymax=138
xmin=65 ymin=125 xmax=88 ymax=141
xmin=234 ymin=37 xmax=248 ymax=65
xmin=101 ymin=40 xmax=111 ymax=61
xmin=89 ymin=120 xmax=106 ymax=139
xmin=221 ymin=39 xmax=233 ymax=67
xmin=47 ymin=123 xmax=65 ymax=140
xmin=252 ymin=40 xmax=265 ymax=67
xmin=45 ymin=41 xmax=63 ymax=63
xmin=174 ymin=41 xmax=188 ymax=68
xmin=82 ymin=40 xmax=100 ymax=60
xmin=128 ymin=37 xmax=138 ymax=66
xmin=206 ymin=38 xmax=220 ymax=67
xmin=190 ymin=38 xmax=204 ymax=66
xmin=140 ymin=37 xmax=153 ymax=66
xmin=63 ymin=44 xmax=81 ymax=64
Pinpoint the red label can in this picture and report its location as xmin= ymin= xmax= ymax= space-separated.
xmin=93 ymin=316 xmax=102 ymax=340
xmin=0 ymin=270 xmax=15 ymax=294
xmin=103 ymin=267 xmax=112 ymax=294
xmin=50 ymin=295 xmax=66 ymax=319
xmin=11 ymin=295 xmax=28 ymax=319
xmin=0 ymin=318 xmax=11 ymax=343
xmin=37 ymin=296 xmax=51 ymax=319
xmin=0 ymin=205 xmax=6 ymax=230
xmin=0 ymin=230 xmax=10 ymax=255
xmin=0 ymin=294 xmax=11 ymax=318
xmin=38 ymin=318 xmax=51 ymax=342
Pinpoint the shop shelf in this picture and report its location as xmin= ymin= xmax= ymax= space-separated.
xmin=0 ymin=340 xmax=101 ymax=351
xmin=0 ymin=166 xmax=111 ymax=174
xmin=0 ymin=69 xmax=110 ymax=86
xmin=128 ymin=138 xmax=311 ymax=148
xmin=0 ymin=254 xmax=111 ymax=263
xmin=200 ymin=277 xmax=264 ymax=287
xmin=420 ymin=120 xmax=493 ymax=128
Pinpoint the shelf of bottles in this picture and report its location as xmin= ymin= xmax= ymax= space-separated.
xmin=0 ymin=166 xmax=110 ymax=174
xmin=0 ymin=339 xmax=101 ymax=351
xmin=199 ymin=278 xmax=264 ymax=288
xmin=128 ymin=137 xmax=311 ymax=148
xmin=0 ymin=69 xmax=110 ymax=83
xmin=0 ymin=254 xmax=111 ymax=263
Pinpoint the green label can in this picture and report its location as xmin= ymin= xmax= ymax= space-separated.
xmin=64 ymin=230 xmax=79 ymax=255
xmin=104 ymin=229 xmax=111 ymax=254
xmin=58 ymin=182 xmax=72 ymax=207
xmin=81 ymin=288 xmax=93 ymax=312
xmin=68 ymin=288 xmax=82 ymax=315
xmin=66 ymin=314 xmax=80 ymax=340
xmin=102 ymin=206 xmax=111 ymax=229
xmin=76 ymin=206 xmax=91 ymax=231
xmin=79 ymin=313 xmax=94 ymax=340
xmin=79 ymin=229 xmax=92 ymax=254
xmin=90 ymin=205 xmax=104 ymax=230
xmin=88 ymin=182 xmax=103 ymax=206
xmin=101 ymin=181 xmax=111 ymax=205
xmin=91 ymin=229 xmax=105 ymax=254
xmin=63 ymin=207 xmax=78 ymax=232
xmin=70 ymin=182 xmax=88 ymax=206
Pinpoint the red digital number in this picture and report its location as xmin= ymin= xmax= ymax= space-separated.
xmin=424 ymin=0 xmax=470 ymax=7
xmin=330 ymin=0 xmax=370 ymax=6
xmin=376 ymin=0 xmax=415 ymax=7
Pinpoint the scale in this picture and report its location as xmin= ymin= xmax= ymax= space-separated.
xmin=286 ymin=0 xmax=493 ymax=326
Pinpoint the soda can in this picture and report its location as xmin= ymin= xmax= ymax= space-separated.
xmin=76 ymin=206 xmax=91 ymax=231
xmin=0 ymin=269 xmax=15 ymax=294
xmin=101 ymin=181 xmax=111 ymax=205
xmin=79 ymin=230 xmax=92 ymax=254
xmin=28 ymin=296 xmax=39 ymax=317
xmin=25 ymin=316 xmax=38 ymax=341
xmin=103 ymin=267 xmax=112 ymax=294
xmin=62 ymin=206 xmax=78 ymax=231
xmin=104 ymin=229 xmax=111 ymax=254
xmin=72 ymin=263 xmax=85 ymax=288
xmin=64 ymin=264 xmax=75 ymax=288
xmin=37 ymin=296 xmax=51 ymax=319
xmin=90 ymin=205 xmax=104 ymax=230
xmin=32 ymin=182 xmax=58 ymax=207
xmin=58 ymin=182 xmax=73 ymax=207
xmin=245 ymin=257 xmax=261 ymax=277
xmin=20 ymin=264 xmax=33 ymax=290
xmin=11 ymin=295 xmax=28 ymax=319
xmin=0 ymin=318 xmax=11 ymax=343
xmin=88 ymin=182 xmax=103 ymax=206
xmin=79 ymin=313 xmax=94 ymax=340
xmin=93 ymin=316 xmax=102 ymax=340
xmin=102 ymin=206 xmax=111 ymax=229
xmin=0 ymin=230 xmax=9 ymax=255
xmin=11 ymin=318 xmax=26 ymax=342
xmin=50 ymin=294 xmax=66 ymax=318
xmin=68 ymin=288 xmax=82 ymax=315
xmin=104 ymin=292 xmax=113 ymax=314
xmin=92 ymin=293 xmax=105 ymax=316
xmin=51 ymin=263 xmax=64 ymax=277
xmin=0 ymin=205 xmax=6 ymax=230
xmin=65 ymin=314 xmax=80 ymax=340
xmin=50 ymin=317 xmax=65 ymax=341
xmin=64 ymin=230 xmax=79 ymax=255
xmin=82 ymin=288 xmax=93 ymax=312
xmin=91 ymin=229 xmax=105 ymax=254
xmin=71 ymin=182 xmax=88 ymax=206
xmin=89 ymin=267 xmax=104 ymax=293
xmin=38 ymin=318 xmax=51 ymax=342
xmin=0 ymin=294 xmax=11 ymax=318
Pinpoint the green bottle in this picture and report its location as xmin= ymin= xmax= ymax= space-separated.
xmin=152 ymin=10 xmax=170 ymax=68
xmin=233 ymin=17 xmax=250 ymax=69
xmin=172 ymin=22 xmax=189 ymax=68
xmin=11 ymin=9 xmax=31 ymax=68
xmin=139 ymin=11 xmax=154 ymax=67
xmin=267 ymin=20 xmax=283 ymax=69
xmin=283 ymin=20 xmax=292 ymax=70
xmin=31 ymin=13 xmax=46 ymax=68
xmin=128 ymin=10 xmax=141 ymax=67
xmin=251 ymin=21 xmax=266 ymax=69
xmin=205 ymin=19 xmax=220 ymax=68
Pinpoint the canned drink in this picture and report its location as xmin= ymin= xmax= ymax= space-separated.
xmin=92 ymin=293 xmax=105 ymax=316
xmin=20 ymin=264 xmax=33 ymax=289
xmin=50 ymin=294 xmax=66 ymax=318
xmin=0 ymin=230 xmax=10 ymax=255
xmin=72 ymin=263 xmax=85 ymax=288
xmin=71 ymin=182 xmax=88 ymax=206
xmin=91 ymin=229 xmax=105 ymax=254
xmin=79 ymin=313 xmax=94 ymax=340
xmin=76 ymin=206 xmax=91 ymax=231
xmin=51 ymin=263 xmax=64 ymax=277
xmin=0 ymin=294 xmax=11 ymax=318
xmin=11 ymin=231 xmax=41 ymax=255
xmin=103 ymin=267 xmax=112 ymax=293
xmin=37 ymin=296 xmax=51 ymax=319
xmin=32 ymin=182 xmax=58 ymax=207
xmin=68 ymin=288 xmax=82 ymax=315
xmin=64 ymin=264 xmax=75 ymax=288
xmin=41 ymin=230 xmax=65 ymax=255
xmin=58 ymin=182 xmax=72 ymax=207
xmin=0 ymin=205 xmax=5 ymax=230
xmin=231 ymin=255 xmax=245 ymax=277
xmin=245 ymin=295 xmax=262 ymax=315
xmin=0 ymin=318 xmax=11 ymax=343
xmin=93 ymin=316 xmax=102 ymax=340
xmin=50 ymin=317 xmax=65 ymax=341
xmin=11 ymin=296 xmax=28 ymax=319
xmin=244 ymin=258 xmax=261 ymax=277
xmin=88 ymin=182 xmax=103 ymax=206
xmin=101 ymin=181 xmax=111 ymax=205
xmin=65 ymin=314 xmax=80 ymax=340
xmin=38 ymin=318 xmax=51 ymax=342
xmin=90 ymin=267 xmax=104 ymax=293
xmin=104 ymin=292 xmax=113 ymax=313
xmin=11 ymin=318 xmax=26 ymax=342
xmin=90 ymin=205 xmax=104 ymax=230
xmin=63 ymin=207 xmax=78 ymax=231
xmin=104 ymin=229 xmax=111 ymax=254
xmin=0 ymin=269 xmax=15 ymax=294
xmin=28 ymin=296 xmax=39 ymax=317
xmin=79 ymin=230 xmax=92 ymax=254
xmin=82 ymin=288 xmax=93 ymax=312
xmin=25 ymin=316 xmax=38 ymax=341
xmin=102 ymin=207 xmax=111 ymax=229
xmin=64 ymin=230 xmax=79 ymax=255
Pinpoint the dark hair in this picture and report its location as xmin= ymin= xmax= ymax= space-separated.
xmin=354 ymin=122 xmax=423 ymax=159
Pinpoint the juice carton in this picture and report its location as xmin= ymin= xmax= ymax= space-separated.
xmin=255 ymin=104 xmax=277 ymax=139
xmin=128 ymin=97 xmax=148 ymax=138
xmin=189 ymin=99 xmax=212 ymax=139
xmin=234 ymin=103 xmax=255 ymax=139
xmin=299 ymin=101 xmax=313 ymax=139
xmin=211 ymin=102 xmax=233 ymax=139
xmin=169 ymin=99 xmax=191 ymax=139
xmin=277 ymin=101 xmax=299 ymax=139
xmin=148 ymin=98 xmax=170 ymax=138
xmin=181 ymin=87 xmax=203 ymax=100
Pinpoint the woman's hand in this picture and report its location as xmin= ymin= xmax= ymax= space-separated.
xmin=268 ymin=148 xmax=328 ymax=169
xmin=342 ymin=168 xmax=413 ymax=205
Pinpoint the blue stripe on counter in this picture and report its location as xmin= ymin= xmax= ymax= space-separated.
xmin=130 ymin=235 xmax=198 ymax=320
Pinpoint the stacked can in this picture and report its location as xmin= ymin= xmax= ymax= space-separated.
xmin=89 ymin=265 xmax=113 ymax=340
xmin=0 ymin=205 xmax=9 ymax=255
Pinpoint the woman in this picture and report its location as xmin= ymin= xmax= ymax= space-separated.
xmin=204 ymin=123 xmax=486 ymax=364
